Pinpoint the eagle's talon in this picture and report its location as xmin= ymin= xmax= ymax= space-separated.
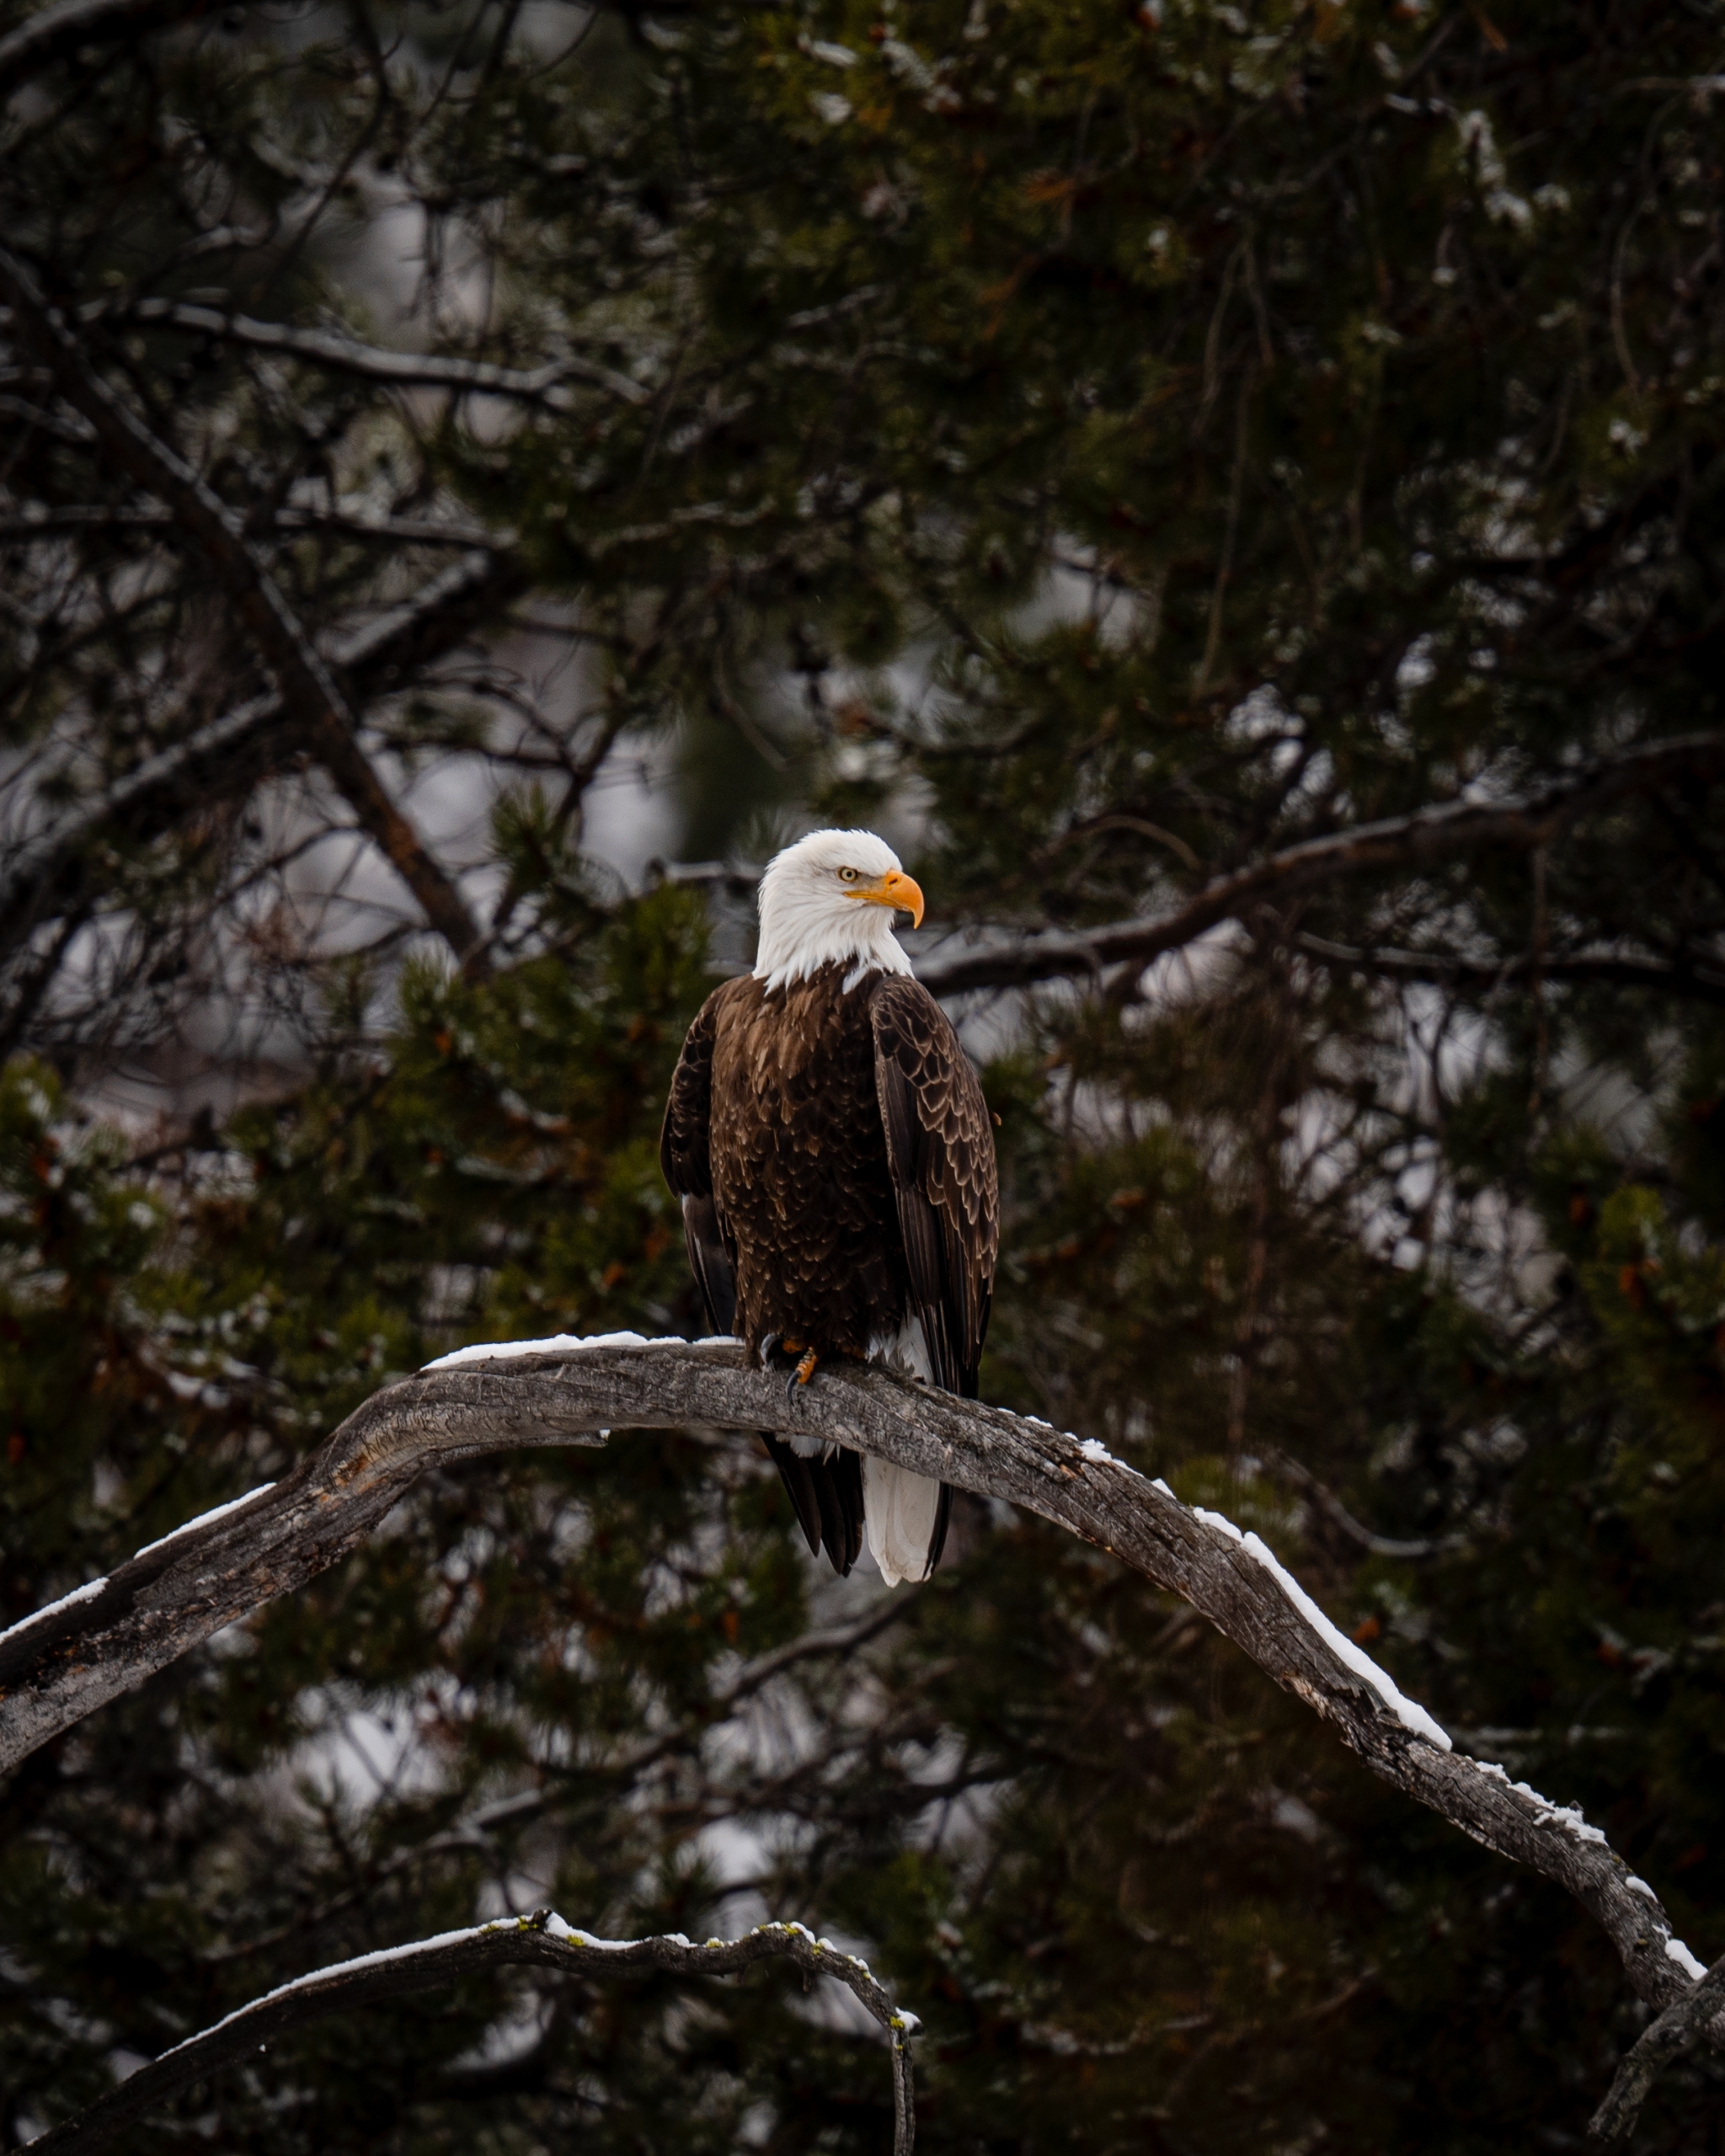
xmin=758 ymin=1332 xmax=782 ymax=1370
xmin=782 ymin=1346 xmax=820 ymax=1403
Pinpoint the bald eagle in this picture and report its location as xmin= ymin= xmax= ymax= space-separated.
xmin=660 ymin=830 xmax=999 ymax=1586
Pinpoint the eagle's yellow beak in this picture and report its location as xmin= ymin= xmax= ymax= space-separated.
xmin=852 ymin=867 xmax=925 ymax=928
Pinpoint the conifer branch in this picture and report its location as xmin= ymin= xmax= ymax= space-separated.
xmin=21 ymin=1910 xmax=917 ymax=2156
xmin=0 ymin=1336 xmax=1712 ymax=2063
xmin=193 ymin=1602 xmax=911 ymax=1967
xmin=1290 ymin=933 xmax=1725 ymax=1008
xmin=914 ymin=730 xmax=1725 ymax=997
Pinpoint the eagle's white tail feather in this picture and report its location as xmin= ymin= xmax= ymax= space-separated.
xmin=862 ymin=1454 xmax=942 ymax=1588
xmin=861 ymin=1315 xmax=940 ymax=1585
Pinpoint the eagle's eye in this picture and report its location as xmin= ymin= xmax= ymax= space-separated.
xmin=837 ymin=866 xmax=860 ymax=883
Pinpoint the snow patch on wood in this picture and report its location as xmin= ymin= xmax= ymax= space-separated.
xmin=156 ymin=1922 xmax=504 ymax=2057
xmin=1193 ymin=1504 xmax=1244 ymax=1542
xmin=0 ymin=1574 xmax=108 ymax=1648
xmin=131 ymin=1484 xmax=277 ymax=1562
xmin=1471 ymin=1759 xmax=1608 ymax=1841
xmin=1236 ymin=1526 xmax=1453 ymax=1751
xmin=1077 ymin=1436 xmax=1140 ymax=1476
xmin=421 ymin=1331 xmax=741 ymax=1371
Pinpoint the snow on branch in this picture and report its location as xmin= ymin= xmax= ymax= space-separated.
xmin=0 ymin=1335 xmax=1713 ymax=2061
xmin=21 ymin=1911 xmax=916 ymax=2156
xmin=109 ymin=297 xmax=653 ymax=409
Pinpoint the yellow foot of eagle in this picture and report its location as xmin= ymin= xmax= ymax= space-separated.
xmin=758 ymin=1334 xmax=821 ymax=1404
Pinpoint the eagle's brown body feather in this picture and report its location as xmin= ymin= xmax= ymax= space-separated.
xmin=660 ymin=961 xmax=997 ymax=1577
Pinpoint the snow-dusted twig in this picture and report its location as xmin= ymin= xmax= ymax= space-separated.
xmin=112 ymin=297 xmax=652 ymax=409
xmin=21 ymin=1910 xmax=917 ymax=2156
xmin=0 ymin=1335 xmax=1712 ymax=2062
xmin=913 ymin=728 xmax=1725 ymax=998
xmin=1589 ymin=1949 xmax=1725 ymax=2145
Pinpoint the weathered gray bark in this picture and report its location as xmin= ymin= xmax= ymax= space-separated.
xmin=1589 ymin=1949 xmax=1725 ymax=2145
xmin=24 ymin=1911 xmax=916 ymax=2156
xmin=0 ymin=1337 xmax=1709 ymax=2038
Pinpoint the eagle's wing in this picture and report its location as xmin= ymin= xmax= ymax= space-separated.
xmin=870 ymin=974 xmax=999 ymax=1398
xmin=659 ymin=988 xmax=738 ymax=1339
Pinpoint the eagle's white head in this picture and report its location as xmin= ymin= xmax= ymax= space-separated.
xmin=753 ymin=828 xmax=925 ymax=995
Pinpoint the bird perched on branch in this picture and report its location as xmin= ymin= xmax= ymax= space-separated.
xmin=660 ymin=829 xmax=998 ymax=1585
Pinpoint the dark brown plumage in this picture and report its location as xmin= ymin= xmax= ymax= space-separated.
xmin=660 ymin=961 xmax=997 ymax=1578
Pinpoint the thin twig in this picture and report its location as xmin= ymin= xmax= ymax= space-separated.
xmin=110 ymin=298 xmax=650 ymax=408
xmin=1194 ymin=356 xmax=1255 ymax=697
xmin=1292 ymin=931 xmax=1725 ymax=1010
xmin=1265 ymin=1449 xmax=1466 ymax=1560
xmin=1610 ymin=195 xmax=1650 ymax=402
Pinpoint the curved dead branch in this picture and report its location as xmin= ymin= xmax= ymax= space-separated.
xmin=916 ymin=730 xmax=1725 ymax=996
xmin=21 ymin=1909 xmax=916 ymax=2156
xmin=0 ymin=1334 xmax=1711 ymax=2052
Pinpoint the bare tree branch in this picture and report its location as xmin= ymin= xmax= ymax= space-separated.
xmin=1264 ymin=1448 xmax=1466 ymax=1561
xmin=0 ymin=552 xmax=519 ymax=1013
xmin=0 ymin=694 xmax=276 ymax=937
xmin=0 ymin=0 xmax=211 ymax=89
xmin=1589 ymin=1950 xmax=1725 ymax=2145
xmin=1292 ymin=932 xmax=1725 ymax=1008
xmin=0 ymin=543 xmax=519 ymax=1013
xmin=110 ymin=297 xmax=653 ymax=408
xmin=0 ymin=246 xmax=491 ymax=974
xmin=0 ymin=504 xmax=499 ymax=546
xmin=0 ymin=547 xmax=513 ymax=944
xmin=0 ymin=1336 xmax=1711 ymax=2047
xmin=914 ymin=732 xmax=1725 ymax=996
xmin=22 ymin=1908 xmax=916 ymax=2156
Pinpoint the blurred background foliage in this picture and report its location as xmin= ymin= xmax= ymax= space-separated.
xmin=3 ymin=0 xmax=1725 ymax=2147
